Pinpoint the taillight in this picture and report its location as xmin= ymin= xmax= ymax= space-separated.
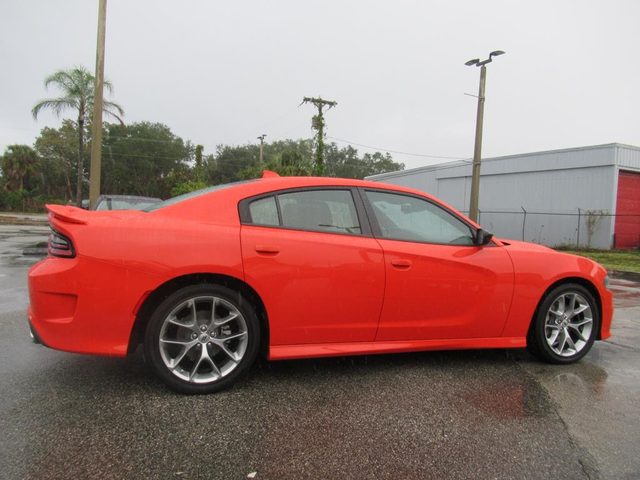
xmin=48 ymin=230 xmax=76 ymax=258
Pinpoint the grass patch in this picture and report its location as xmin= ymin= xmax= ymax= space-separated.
xmin=555 ymin=247 xmax=640 ymax=273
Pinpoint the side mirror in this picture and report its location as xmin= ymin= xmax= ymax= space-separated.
xmin=474 ymin=228 xmax=494 ymax=246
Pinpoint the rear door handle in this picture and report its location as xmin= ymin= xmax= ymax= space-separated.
xmin=391 ymin=259 xmax=412 ymax=269
xmin=254 ymin=245 xmax=280 ymax=255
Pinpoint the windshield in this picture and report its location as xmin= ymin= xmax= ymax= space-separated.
xmin=144 ymin=180 xmax=256 ymax=212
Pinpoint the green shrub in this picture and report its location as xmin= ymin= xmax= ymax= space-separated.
xmin=170 ymin=181 xmax=208 ymax=198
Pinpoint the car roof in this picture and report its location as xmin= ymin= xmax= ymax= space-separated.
xmin=149 ymin=175 xmax=479 ymax=229
xmin=230 ymin=176 xmax=439 ymax=199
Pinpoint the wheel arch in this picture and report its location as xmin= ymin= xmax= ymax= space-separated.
xmin=530 ymin=276 xmax=603 ymax=340
xmin=128 ymin=273 xmax=270 ymax=355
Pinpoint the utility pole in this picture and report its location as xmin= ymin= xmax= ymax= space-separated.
xmin=469 ymin=65 xmax=486 ymax=224
xmin=257 ymin=134 xmax=267 ymax=164
xmin=195 ymin=144 xmax=203 ymax=182
xmin=301 ymin=96 xmax=337 ymax=176
xmin=89 ymin=0 xmax=107 ymax=210
xmin=465 ymin=50 xmax=505 ymax=223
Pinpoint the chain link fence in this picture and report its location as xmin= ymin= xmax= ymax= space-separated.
xmin=457 ymin=209 xmax=640 ymax=249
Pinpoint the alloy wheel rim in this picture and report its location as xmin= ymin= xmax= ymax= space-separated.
xmin=159 ymin=296 xmax=248 ymax=384
xmin=544 ymin=292 xmax=593 ymax=357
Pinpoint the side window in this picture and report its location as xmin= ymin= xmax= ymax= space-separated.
xmin=249 ymin=196 xmax=279 ymax=226
xmin=278 ymin=190 xmax=362 ymax=235
xmin=365 ymin=190 xmax=475 ymax=245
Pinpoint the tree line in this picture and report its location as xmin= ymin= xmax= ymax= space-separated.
xmin=0 ymin=66 xmax=404 ymax=212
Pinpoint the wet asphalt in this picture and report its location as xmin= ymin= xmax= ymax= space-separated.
xmin=0 ymin=224 xmax=639 ymax=480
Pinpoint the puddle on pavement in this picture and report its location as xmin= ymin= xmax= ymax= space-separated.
xmin=610 ymin=278 xmax=640 ymax=308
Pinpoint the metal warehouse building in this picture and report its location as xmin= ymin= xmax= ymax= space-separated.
xmin=366 ymin=143 xmax=640 ymax=250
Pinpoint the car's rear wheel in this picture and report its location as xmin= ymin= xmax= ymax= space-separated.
xmin=144 ymin=284 xmax=260 ymax=394
xmin=527 ymin=283 xmax=599 ymax=364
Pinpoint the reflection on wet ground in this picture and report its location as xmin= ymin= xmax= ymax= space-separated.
xmin=0 ymin=344 xmax=595 ymax=480
xmin=514 ymin=275 xmax=640 ymax=480
xmin=0 ymin=226 xmax=49 ymax=269
xmin=0 ymin=226 xmax=639 ymax=479
xmin=0 ymin=226 xmax=49 ymax=312
xmin=609 ymin=277 xmax=640 ymax=308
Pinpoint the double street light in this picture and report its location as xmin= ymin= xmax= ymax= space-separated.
xmin=465 ymin=50 xmax=505 ymax=223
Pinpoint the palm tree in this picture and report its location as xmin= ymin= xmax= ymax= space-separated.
xmin=1 ymin=145 xmax=39 ymax=211
xmin=1 ymin=145 xmax=38 ymax=191
xmin=32 ymin=66 xmax=124 ymax=207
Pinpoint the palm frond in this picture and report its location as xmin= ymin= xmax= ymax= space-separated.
xmin=103 ymin=99 xmax=124 ymax=116
xmin=102 ymin=107 xmax=126 ymax=131
xmin=34 ymin=66 xmax=122 ymax=125
xmin=43 ymin=69 xmax=75 ymax=93
xmin=31 ymin=98 xmax=78 ymax=120
xmin=103 ymin=79 xmax=115 ymax=96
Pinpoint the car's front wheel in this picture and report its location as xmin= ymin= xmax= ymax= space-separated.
xmin=527 ymin=283 xmax=600 ymax=364
xmin=144 ymin=284 xmax=260 ymax=394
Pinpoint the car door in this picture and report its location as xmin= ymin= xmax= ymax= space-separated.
xmin=239 ymin=188 xmax=385 ymax=345
xmin=361 ymin=189 xmax=514 ymax=341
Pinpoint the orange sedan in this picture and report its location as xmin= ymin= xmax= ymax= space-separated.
xmin=27 ymin=173 xmax=613 ymax=393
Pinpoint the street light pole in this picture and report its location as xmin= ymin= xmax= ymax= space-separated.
xmin=469 ymin=65 xmax=486 ymax=223
xmin=257 ymin=134 xmax=266 ymax=164
xmin=89 ymin=0 xmax=107 ymax=210
xmin=465 ymin=50 xmax=505 ymax=223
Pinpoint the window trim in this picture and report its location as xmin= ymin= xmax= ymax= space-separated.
xmin=359 ymin=187 xmax=486 ymax=247
xmin=238 ymin=186 xmax=373 ymax=238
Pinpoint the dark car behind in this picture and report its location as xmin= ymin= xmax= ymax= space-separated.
xmin=89 ymin=195 xmax=162 ymax=211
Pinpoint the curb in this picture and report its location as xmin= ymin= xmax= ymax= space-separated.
xmin=0 ymin=217 xmax=49 ymax=227
xmin=609 ymin=270 xmax=640 ymax=282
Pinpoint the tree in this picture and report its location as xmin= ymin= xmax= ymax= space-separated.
xmin=34 ymin=120 xmax=87 ymax=200
xmin=206 ymin=143 xmax=260 ymax=185
xmin=324 ymin=143 xmax=404 ymax=179
xmin=585 ymin=210 xmax=607 ymax=248
xmin=101 ymin=121 xmax=193 ymax=198
xmin=32 ymin=66 xmax=124 ymax=206
xmin=362 ymin=151 xmax=404 ymax=177
xmin=1 ymin=145 xmax=38 ymax=192
xmin=239 ymin=148 xmax=313 ymax=180
xmin=0 ymin=145 xmax=39 ymax=211
xmin=206 ymin=138 xmax=402 ymax=184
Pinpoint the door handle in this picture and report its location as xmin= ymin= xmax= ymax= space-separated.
xmin=254 ymin=245 xmax=280 ymax=255
xmin=391 ymin=258 xmax=412 ymax=269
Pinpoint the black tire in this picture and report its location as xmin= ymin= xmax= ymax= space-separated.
xmin=144 ymin=284 xmax=261 ymax=394
xmin=526 ymin=283 xmax=600 ymax=365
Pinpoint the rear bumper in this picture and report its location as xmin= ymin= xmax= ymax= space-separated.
xmin=27 ymin=312 xmax=46 ymax=346
xmin=27 ymin=256 xmax=161 ymax=356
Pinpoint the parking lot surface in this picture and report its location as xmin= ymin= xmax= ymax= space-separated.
xmin=1 ymin=225 xmax=638 ymax=479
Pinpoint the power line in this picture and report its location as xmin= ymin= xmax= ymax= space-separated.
xmin=0 ymin=125 xmax=195 ymax=147
xmin=227 ymin=106 xmax=303 ymax=144
xmin=2 ymin=122 xmax=476 ymax=167
xmin=271 ymin=120 xmax=310 ymax=139
xmin=327 ymin=136 xmax=469 ymax=160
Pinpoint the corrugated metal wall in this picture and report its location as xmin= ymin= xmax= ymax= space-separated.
xmin=367 ymin=144 xmax=639 ymax=249
xmin=616 ymin=145 xmax=640 ymax=172
xmin=433 ymin=166 xmax=616 ymax=248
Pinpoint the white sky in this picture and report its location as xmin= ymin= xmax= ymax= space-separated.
xmin=2 ymin=0 xmax=639 ymax=169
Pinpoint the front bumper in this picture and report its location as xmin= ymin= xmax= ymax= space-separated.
xmin=599 ymin=285 xmax=614 ymax=340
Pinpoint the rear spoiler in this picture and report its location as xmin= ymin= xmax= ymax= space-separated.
xmin=46 ymin=204 xmax=88 ymax=225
